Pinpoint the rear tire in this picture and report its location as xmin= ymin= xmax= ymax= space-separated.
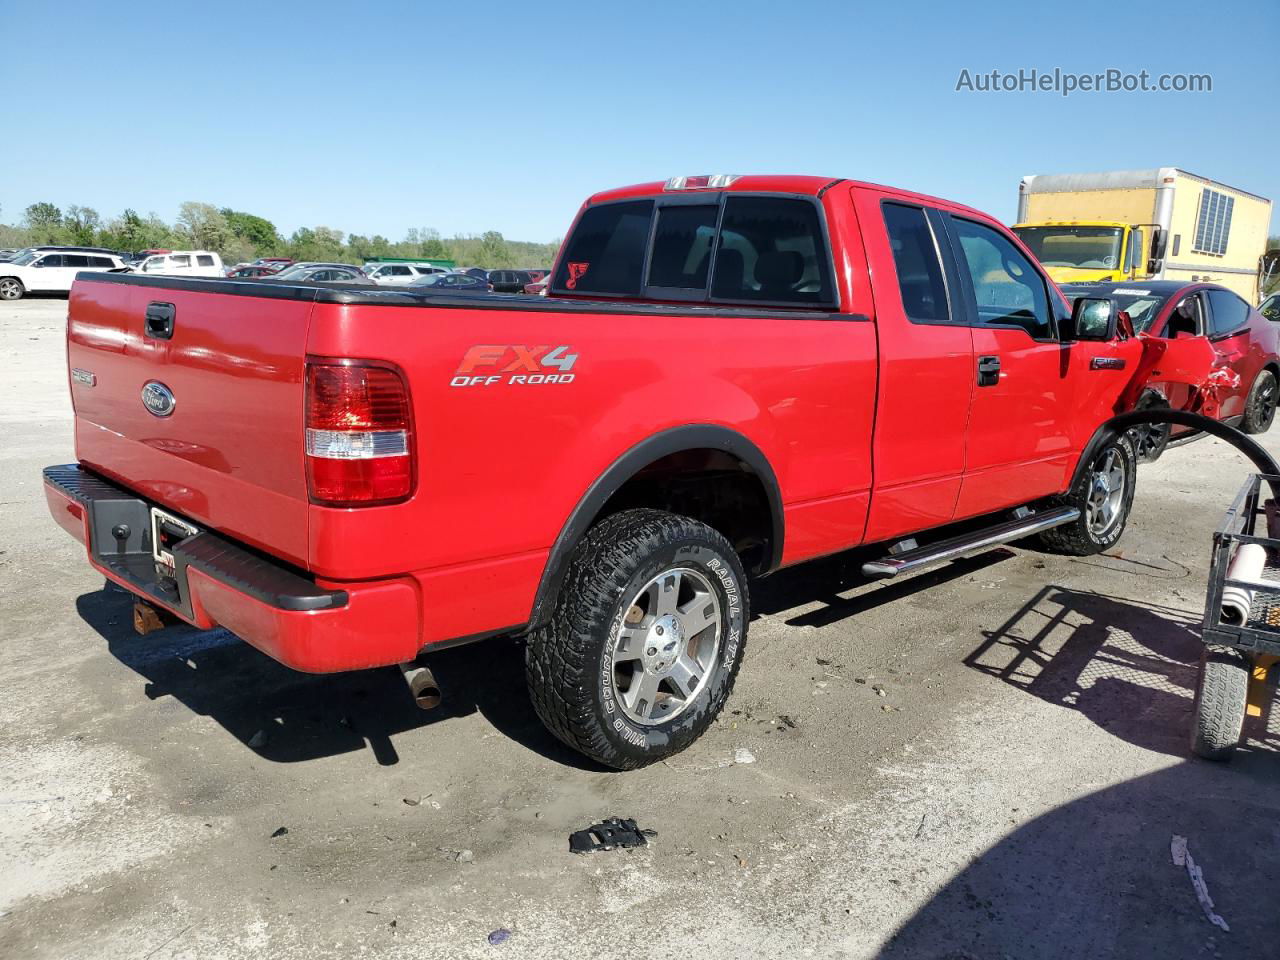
xmin=526 ymin=509 xmax=748 ymax=770
xmin=0 ymin=277 xmax=25 ymax=301
xmin=1190 ymin=646 xmax=1249 ymax=760
xmin=1241 ymin=369 xmax=1278 ymax=435
xmin=1038 ymin=433 xmax=1137 ymax=556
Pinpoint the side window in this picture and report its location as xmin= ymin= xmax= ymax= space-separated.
xmin=196 ymin=254 xmax=215 ymax=266
xmin=89 ymin=256 xmax=114 ymax=268
xmin=552 ymin=200 xmax=654 ymax=296
xmin=40 ymin=255 xmax=65 ymax=267
xmin=170 ymin=255 xmax=191 ymax=267
xmin=949 ymin=217 xmax=1052 ymax=340
xmin=65 ymin=255 xmax=90 ymax=268
xmin=1206 ymin=289 xmax=1250 ymax=337
xmin=1261 ymin=296 xmax=1280 ymax=323
xmin=647 ymin=204 xmax=718 ymax=291
xmin=391 ymin=265 xmax=411 ymax=276
xmin=711 ymin=196 xmax=834 ymax=305
xmin=882 ymin=202 xmax=949 ymax=323
xmin=1165 ymin=294 xmax=1204 ymax=338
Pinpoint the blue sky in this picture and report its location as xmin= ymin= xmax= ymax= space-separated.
xmin=2 ymin=0 xmax=1274 ymax=242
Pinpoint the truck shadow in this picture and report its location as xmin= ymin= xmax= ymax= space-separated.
xmin=964 ymin=584 xmax=1279 ymax=757
xmin=880 ymin=756 xmax=1280 ymax=959
xmin=76 ymin=585 xmax=599 ymax=770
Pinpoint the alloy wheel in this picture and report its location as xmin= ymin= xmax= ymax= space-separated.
xmin=1085 ymin=448 xmax=1126 ymax=536
xmin=610 ymin=567 xmax=722 ymax=726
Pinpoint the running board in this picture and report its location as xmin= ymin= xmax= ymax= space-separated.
xmin=860 ymin=506 xmax=1080 ymax=579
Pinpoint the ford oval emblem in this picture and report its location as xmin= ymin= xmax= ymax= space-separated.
xmin=141 ymin=381 xmax=176 ymax=417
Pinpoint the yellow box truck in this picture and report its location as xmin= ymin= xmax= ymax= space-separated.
xmin=1012 ymin=168 xmax=1272 ymax=301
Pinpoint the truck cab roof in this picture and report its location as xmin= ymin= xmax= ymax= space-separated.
xmin=586 ymin=174 xmax=989 ymax=220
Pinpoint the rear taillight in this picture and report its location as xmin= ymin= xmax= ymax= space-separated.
xmin=305 ymin=360 xmax=414 ymax=505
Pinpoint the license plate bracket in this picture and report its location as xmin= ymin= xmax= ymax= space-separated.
xmin=149 ymin=506 xmax=199 ymax=570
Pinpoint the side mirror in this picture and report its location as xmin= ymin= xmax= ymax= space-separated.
xmin=1148 ymin=226 xmax=1166 ymax=275
xmin=1067 ymin=297 xmax=1117 ymax=341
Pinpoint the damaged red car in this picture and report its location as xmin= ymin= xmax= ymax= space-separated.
xmin=1062 ymin=280 xmax=1280 ymax=461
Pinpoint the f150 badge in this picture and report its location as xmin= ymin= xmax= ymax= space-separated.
xmin=451 ymin=345 xmax=578 ymax=387
xmin=141 ymin=381 xmax=177 ymax=417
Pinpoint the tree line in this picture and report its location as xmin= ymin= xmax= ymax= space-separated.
xmin=0 ymin=202 xmax=560 ymax=269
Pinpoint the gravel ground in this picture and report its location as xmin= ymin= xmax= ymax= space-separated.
xmin=2 ymin=295 xmax=1278 ymax=959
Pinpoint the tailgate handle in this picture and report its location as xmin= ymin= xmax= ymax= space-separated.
xmin=145 ymin=302 xmax=176 ymax=340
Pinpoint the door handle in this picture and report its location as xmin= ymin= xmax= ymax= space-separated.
xmin=145 ymin=302 xmax=175 ymax=340
xmin=977 ymin=355 xmax=1001 ymax=387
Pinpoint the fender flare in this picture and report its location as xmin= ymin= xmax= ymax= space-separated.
xmin=527 ymin=425 xmax=784 ymax=629
xmin=1071 ymin=410 xmax=1280 ymax=497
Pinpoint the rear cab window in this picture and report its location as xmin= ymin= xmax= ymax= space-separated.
xmin=551 ymin=193 xmax=836 ymax=308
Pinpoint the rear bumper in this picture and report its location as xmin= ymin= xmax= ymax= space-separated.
xmin=43 ymin=464 xmax=422 ymax=672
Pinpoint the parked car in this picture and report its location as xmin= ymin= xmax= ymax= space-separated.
xmin=7 ymin=244 xmax=121 ymax=262
xmin=523 ymin=273 xmax=550 ymax=295
xmin=488 ymin=269 xmax=533 ymax=293
xmin=264 ymin=262 xmax=370 ymax=283
xmin=0 ymin=249 xmax=125 ymax=299
xmin=1061 ymin=280 xmax=1280 ymax=460
xmin=1260 ymin=291 xmax=1280 ymax=322
xmin=48 ymin=173 xmax=1163 ymax=771
xmin=365 ymin=262 xmax=448 ymax=285
xmin=0 ymin=248 xmax=19 ymax=261
xmin=452 ymin=267 xmax=489 ymax=281
xmin=136 ymin=251 xmax=225 ymax=278
xmin=253 ymin=257 xmax=294 ymax=269
xmin=408 ymin=272 xmax=492 ymax=293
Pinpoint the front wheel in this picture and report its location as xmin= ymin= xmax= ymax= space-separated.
xmin=0 ymin=277 xmax=25 ymax=301
xmin=1038 ymin=433 xmax=1137 ymax=556
xmin=1127 ymin=395 xmax=1171 ymax=463
xmin=1241 ymin=369 xmax=1278 ymax=435
xmin=526 ymin=509 xmax=748 ymax=769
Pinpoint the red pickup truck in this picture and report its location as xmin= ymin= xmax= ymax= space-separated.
xmin=46 ymin=174 xmax=1150 ymax=769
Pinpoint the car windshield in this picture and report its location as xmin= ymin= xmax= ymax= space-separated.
xmin=10 ymin=251 xmax=40 ymax=265
xmin=1014 ymin=226 xmax=1125 ymax=270
xmin=409 ymin=274 xmax=445 ymax=286
xmin=1065 ymin=286 xmax=1173 ymax=333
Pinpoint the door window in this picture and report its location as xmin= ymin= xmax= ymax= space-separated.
xmin=882 ymin=202 xmax=949 ymax=323
xmin=196 ymin=254 xmax=215 ymax=266
xmin=37 ymin=255 xmax=65 ymax=267
xmin=170 ymin=255 xmax=191 ymax=267
xmin=949 ymin=217 xmax=1052 ymax=340
xmin=64 ymin=255 xmax=90 ymax=268
xmin=1206 ymin=288 xmax=1250 ymax=338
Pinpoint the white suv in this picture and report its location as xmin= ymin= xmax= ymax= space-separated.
xmin=136 ymin=251 xmax=224 ymax=278
xmin=0 ymin=250 xmax=125 ymax=300
xmin=365 ymin=263 xmax=448 ymax=286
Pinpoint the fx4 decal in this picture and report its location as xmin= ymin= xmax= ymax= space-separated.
xmin=451 ymin=344 xmax=579 ymax=387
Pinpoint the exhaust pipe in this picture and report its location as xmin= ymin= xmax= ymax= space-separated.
xmin=398 ymin=661 xmax=442 ymax=710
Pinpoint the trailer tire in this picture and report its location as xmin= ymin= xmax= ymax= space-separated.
xmin=1190 ymin=645 xmax=1249 ymax=761
xmin=1039 ymin=433 xmax=1137 ymax=556
xmin=1241 ymin=369 xmax=1278 ymax=435
xmin=526 ymin=509 xmax=748 ymax=770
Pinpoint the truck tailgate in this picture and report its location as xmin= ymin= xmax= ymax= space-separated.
xmin=68 ymin=276 xmax=313 ymax=567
